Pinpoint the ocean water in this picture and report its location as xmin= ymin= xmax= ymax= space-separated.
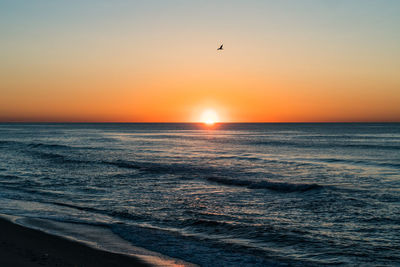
xmin=0 ymin=123 xmax=399 ymax=266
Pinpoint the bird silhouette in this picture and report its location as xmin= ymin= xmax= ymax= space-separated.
xmin=217 ymin=44 xmax=223 ymax=50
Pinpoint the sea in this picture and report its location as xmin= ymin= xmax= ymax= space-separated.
xmin=0 ymin=123 xmax=399 ymax=266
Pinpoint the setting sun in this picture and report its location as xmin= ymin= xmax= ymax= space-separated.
xmin=0 ymin=2 xmax=399 ymax=266
xmin=201 ymin=109 xmax=219 ymax=125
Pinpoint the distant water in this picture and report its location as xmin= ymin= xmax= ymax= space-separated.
xmin=0 ymin=123 xmax=399 ymax=266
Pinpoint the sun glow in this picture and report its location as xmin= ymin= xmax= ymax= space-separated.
xmin=201 ymin=109 xmax=219 ymax=125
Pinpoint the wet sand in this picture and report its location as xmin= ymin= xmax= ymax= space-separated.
xmin=0 ymin=216 xmax=150 ymax=267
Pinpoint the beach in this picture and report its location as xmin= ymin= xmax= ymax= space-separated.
xmin=0 ymin=216 xmax=150 ymax=267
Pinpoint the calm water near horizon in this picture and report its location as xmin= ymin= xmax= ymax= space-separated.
xmin=0 ymin=123 xmax=399 ymax=266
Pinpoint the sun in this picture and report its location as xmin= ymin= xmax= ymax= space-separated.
xmin=201 ymin=109 xmax=219 ymax=125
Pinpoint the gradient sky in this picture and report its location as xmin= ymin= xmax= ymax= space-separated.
xmin=1 ymin=0 xmax=399 ymax=122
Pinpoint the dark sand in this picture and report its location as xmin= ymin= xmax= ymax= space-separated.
xmin=0 ymin=217 xmax=150 ymax=267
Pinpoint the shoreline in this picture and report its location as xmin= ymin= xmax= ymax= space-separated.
xmin=0 ymin=215 xmax=151 ymax=267
xmin=0 ymin=214 xmax=195 ymax=267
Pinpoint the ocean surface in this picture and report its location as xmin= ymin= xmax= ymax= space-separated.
xmin=0 ymin=123 xmax=399 ymax=266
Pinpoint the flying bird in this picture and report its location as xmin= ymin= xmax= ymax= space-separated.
xmin=217 ymin=44 xmax=223 ymax=50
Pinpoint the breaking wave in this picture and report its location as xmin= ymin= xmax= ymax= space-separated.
xmin=206 ymin=176 xmax=323 ymax=192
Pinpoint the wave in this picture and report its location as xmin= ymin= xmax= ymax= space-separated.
xmin=106 ymin=159 xmax=214 ymax=176
xmin=181 ymin=219 xmax=270 ymax=234
xmin=48 ymin=201 xmax=110 ymax=215
xmin=293 ymin=134 xmax=400 ymax=140
xmin=27 ymin=142 xmax=99 ymax=150
xmin=0 ymin=175 xmax=23 ymax=187
xmin=312 ymin=158 xmax=400 ymax=169
xmin=0 ymin=140 xmax=19 ymax=147
xmin=0 ymin=140 xmax=96 ymax=150
xmin=206 ymin=176 xmax=323 ymax=192
xmin=27 ymin=143 xmax=72 ymax=149
xmin=31 ymin=151 xmax=75 ymax=162
xmin=50 ymin=202 xmax=145 ymax=221
xmin=0 ymin=174 xmax=20 ymax=180
xmin=253 ymin=140 xmax=400 ymax=150
xmin=29 ymin=151 xmax=93 ymax=165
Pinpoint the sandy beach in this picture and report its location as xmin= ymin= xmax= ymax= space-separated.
xmin=0 ymin=216 xmax=150 ymax=267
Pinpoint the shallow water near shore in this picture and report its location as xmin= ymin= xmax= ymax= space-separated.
xmin=0 ymin=123 xmax=399 ymax=266
xmin=0 ymin=213 xmax=192 ymax=267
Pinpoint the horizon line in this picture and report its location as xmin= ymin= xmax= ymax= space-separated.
xmin=0 ymin=121 xmax=399 ymax=124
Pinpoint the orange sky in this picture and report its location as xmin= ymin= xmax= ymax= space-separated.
xmin=1 ymin=1 xmax=399 ymax=122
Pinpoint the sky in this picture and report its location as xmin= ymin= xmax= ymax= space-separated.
xmin=1 ymin=0 xmax=399 ymax=122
